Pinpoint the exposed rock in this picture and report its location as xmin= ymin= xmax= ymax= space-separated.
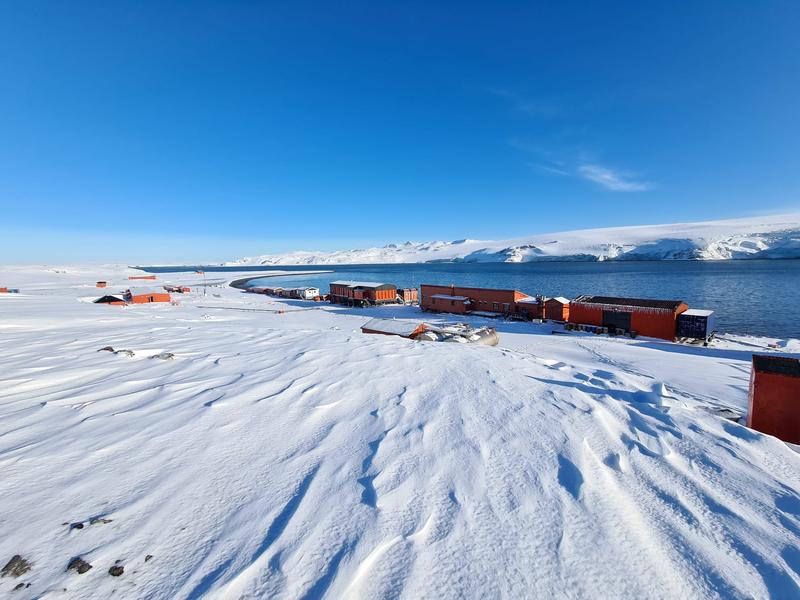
xmin=113 ymin=349 xmax=135 ymax=357
xmin=69 ymin=522 xmax=84 ymax=530
xmin=2 ymin=555 xmax=31 ymax=578
xmin=149 ymin=352 xmax=175 ymax=360
xmin=97 ymin=346 xmax=115 ymax=352
xmin=89 ymin=517 xmax=113 ymax=525
xmin=13 ymin=582 xmax=25 ymax=591
xmin=108 ymin=565 xmax=124 ymax=577
xmin=144 ymin=555 xmax=153 ymax=562
xmin=67 ymin=557 xmax=92 ymax=574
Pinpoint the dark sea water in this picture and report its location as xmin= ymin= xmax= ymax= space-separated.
xmin=140 ymin=261 xmax=800 ymax=338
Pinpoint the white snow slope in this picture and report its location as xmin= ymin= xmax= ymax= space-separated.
xmin=1 ymin=264 xmax=799 ymax=599
xmin=232 ymin=213 xmax=800 ymax=265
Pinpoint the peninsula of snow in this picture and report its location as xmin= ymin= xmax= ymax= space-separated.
xmin=232 ymin=213 xmax=800 ymax=265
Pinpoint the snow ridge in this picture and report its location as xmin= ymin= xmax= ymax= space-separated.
xmin=231 ymin=213 xmax=800 ymax=265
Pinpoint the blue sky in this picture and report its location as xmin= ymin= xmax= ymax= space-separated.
xmin=1 ymin=1 xmax=799 ymax=263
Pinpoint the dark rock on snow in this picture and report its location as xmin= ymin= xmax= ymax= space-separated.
xmin=69 ymin=522 xmax=84 ymax=530
xmin=90 ymin=517 xmax=113 ymax=525
xmin=97 ymin=346 xmax=115 ymax=352
xmin=67 ymin=557 xmax=92 ymax=574
xmin=145 ymin=554 xmax=153 ymax=562
xmin=109 ymin=565 xmax=124 ymax=577
xmin=2 ymin=555 xmax=31 ymax=578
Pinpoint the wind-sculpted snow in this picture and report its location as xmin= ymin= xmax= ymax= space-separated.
xmin=1 ymin=264 xmax=799 ymax=598
xmin=232 ymin=213 xmax=800 ymax=264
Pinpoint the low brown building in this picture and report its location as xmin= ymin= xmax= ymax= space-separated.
xmin=421 ymin=284 xmax=531 ymax=316
xmin=544 ymin=297 xmax=570 ymax=321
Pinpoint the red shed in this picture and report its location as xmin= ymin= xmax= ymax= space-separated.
xmin=124 ymin=287 xmax=172 ymax=304
xmin=399 ymin=288 xmax=419 ymax=304
xmin=569 ymin=296 xmax=687 ymax=340
xmin=328 ymin=281 xmax=397 ymax=306
xmin=94 ymin=295 xmax=126 ymax=306
xmin=544 ymin=297 xmax=570 ymax=321
xmin=129 ymin=275 xmax=157 ymax=280
xmin=96 ymin=281 xmax=108 ymax=288
xmin=748 ymin=355 xmax=800 ymax=444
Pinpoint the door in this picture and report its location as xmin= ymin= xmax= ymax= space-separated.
xmin=602 ymin=310 xmax=631 ymax=333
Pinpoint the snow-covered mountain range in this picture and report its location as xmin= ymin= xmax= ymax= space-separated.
xmin=231 ymin=213 xmax=800 ymax=265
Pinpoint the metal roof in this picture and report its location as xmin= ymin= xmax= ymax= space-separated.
xmin=431 ymin=294 xmax=470 ymax=301
xmin=329 ymin=280 xmax=391 ymax=288
xmin=682 ymin=309 xmax=714 ymax=317
xmin=752 ymin=355 xmax=800 ymax=377
xmin=548 ymin=297 xmax=570 ymax=304
xmin=515 ymin=296 xmax=540 ymax=304
xmin=361 ymin=318 xmax=425 ymax=337
xmin=573 ymin=295 xmax=684 ymax=310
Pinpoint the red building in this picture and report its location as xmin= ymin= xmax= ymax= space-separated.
xmin=421 ymin=284 xmax=533 ymax=317
xmin=748 ymin=355 xmax=800 ymax=444
xmin=569 ymin=296 xmax=688 ymax=340
xmin=329 ymin=281 xmax=397 ymax=307
xmin=129 ymin=275 xmax=157 ymax=280
xmin=164 ymin=285 xmax=191 ymax=293
xmin=124 ymin=287 xmax=172 ymax=304
xmin=544 ymin=297 xmax=570 ymax=321
xmin=96 ymin=281 xmax=108 ymax=288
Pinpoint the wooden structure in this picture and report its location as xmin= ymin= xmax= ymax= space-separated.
xmin=748 ymin=355 xmax=800 ymax=444
xmin=163 ymin=285 xmax=191 ymax=293
xmin=287 ymin=287 xmax=320 ymax=300
xmin=124 ymin=287 xmax=172 ymax=304
xmin=399 ymin=288 xmax=419 ymax=304
xmin=329 ymin=281 xmax=397 ymax=307
xmin=360 ymin=318 xmax=427 ymax=339
xmin=544 ymin=297 xmax=570 ymax=321
xmin=514 ymin=296 xmax=543 ymax=320
xmin=96 ymin=281 xmax=108 ymax=288
xmin=569 ymin=296 xmax=688 ymax=340
xmin=94 ymin=295 xmax=126 ymax=306
xmin=421 ymin=284 xmax=531 ymax=317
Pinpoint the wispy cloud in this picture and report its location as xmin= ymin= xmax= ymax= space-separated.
xmin=531 ymin=163 xmax=570 ymax=176
xmin=487 ymin=88 xmax=561 ymax=118
xmin=577 ymin=164 xmax=651 ymax=192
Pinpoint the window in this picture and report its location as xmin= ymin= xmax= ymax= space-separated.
xmin=492 ymin=302 xmax=500 ymax=311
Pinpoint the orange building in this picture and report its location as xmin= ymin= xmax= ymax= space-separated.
xmin=129 ymin=275 xmax=157 ymax=281
xmin=748 ymin=355 xmax=800 ymax=444
xmin=328 ymin=281 xmax=397 ymax=307
xmin=124 ymin=287 xmax=172 ymax=304
xmin=569 ymin=296 xmax=687 ymax=340
xmin=544 ymin=297 xmax=570 ymax=321
xmin=399 ymin=288 xmax=419 ymax=304
xmin=421 ymin=284 xmax=533 ymax=317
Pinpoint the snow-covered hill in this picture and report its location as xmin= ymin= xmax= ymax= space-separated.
xmin=1 ymin=264 xmax=799 ymax=598
xmin=232 ymin=213 xmax=800 ymax=265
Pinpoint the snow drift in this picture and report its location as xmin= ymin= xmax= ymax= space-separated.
xmin=232 ymin=213 xmax=800 ymax=265
xmin=1 ymin=265 xmax=799 ymax=599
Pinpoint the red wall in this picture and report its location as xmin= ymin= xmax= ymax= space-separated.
xmin=130 ymin=293 xmax=171 ymax=304
xmin=421 ymin=285 xmax=526 ymax=314
xmin=544 ymin=301 xmax=569 ymax=321
xmin=427 ymin=296 xmax=469 ymax=313
xmin=568 ymin=303 xmax=686 ymax=340
xmin=748 ymin=369 xmax=800 ymax=443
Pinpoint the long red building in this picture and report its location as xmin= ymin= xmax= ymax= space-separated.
xmin=568 ymin=295 xmax=688 ymax=340
xmin=420 ymin=284 xmax=536 ymax=317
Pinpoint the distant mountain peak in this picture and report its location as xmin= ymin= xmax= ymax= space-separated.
xmin=230 ymin=213 xmax=800 ymax=266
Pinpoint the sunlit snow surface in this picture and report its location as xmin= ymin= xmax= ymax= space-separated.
xmin=1 ymin=264 xmax=799 ymax=599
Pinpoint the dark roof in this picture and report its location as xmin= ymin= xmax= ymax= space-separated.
xmin=94 ymin=295 xmax=125 ymax=304
xmin=753 ymin=355 xmax=800 ymax=378
xmin=573 ymin=295 xmax=685 ymax=310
